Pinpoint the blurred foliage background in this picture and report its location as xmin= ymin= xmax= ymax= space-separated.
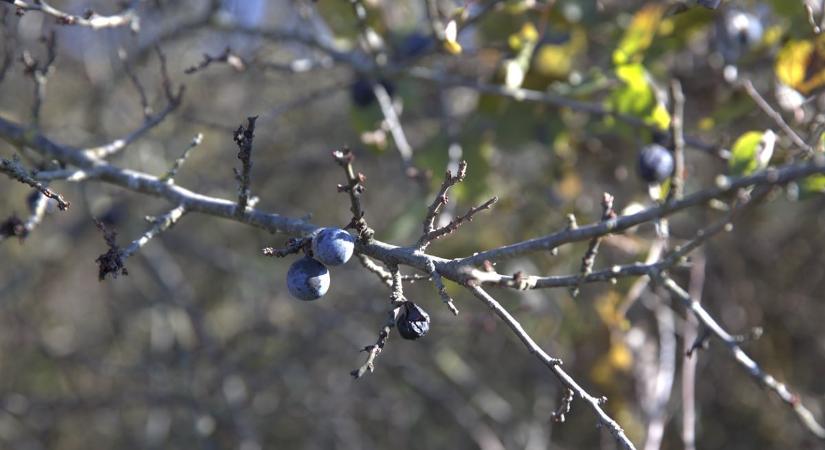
xmin=1 ymin=0 xmax=825 ymax=449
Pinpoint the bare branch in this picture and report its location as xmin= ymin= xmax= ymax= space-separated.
xmin=421 ymin=196 xmax=498 ymax=246
xmin=668 ymin=79 xmax=686 ymax=202
xmin=233 ymin=116 xmax=258 ymax=216
xmin=161 ymin=133 xmax=204 ymax=184
xmin=468 ymin=285 xmax=635 ymax=450
xmin=418 ymin=160 xmax=467 ymax=249
xmin=20 ymin=31 xmax=56 ymax=127
xmin=3 ymin=0 xmax=140 ymax=31
xmin=351 ymin=307 xmax=400 ymax=379
xmin=456 ymin=161 xmax=825 ymax=267
xmin=185 ymin=47 xmax=247 ymax=74
xmin=334 ymin=147 xmax=374 ymax=241
xmin=1 ymin=156 xmax=69 ymax=210
xmin=740 ymin=79 xmax=812 ymax=155
xmin=86 ymin=48 xmax=185 ymax=159
xmin=571 ymin=192 xmax=616 ymax=297
xmin=426 ymin=259 xmax=459 ymax=315
xmin=658 ymin=276 xmax=825 ymax=439
xmin=121 ymin=205 xmax=187 ymax=259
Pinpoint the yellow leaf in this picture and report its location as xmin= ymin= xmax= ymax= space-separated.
xmin=535 ymin=45 xmax=573 ymax=78
xmin=609 ymin=63 xmax=671 ymax=131
xmin=595 ymin=291 xmax=630 ymax=331
xmin=775 ymin=40 xmax=813 ymax=91
xmin=608 ymin=342 xmax=633 ymax=371
xmin=443 ymin=39 xmax=462 ymax=55
xmin=613 ymin=4 xmax=666 ymax=65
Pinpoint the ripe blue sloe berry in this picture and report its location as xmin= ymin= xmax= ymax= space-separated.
xmin=286 ymin=257 xmax=330 ymax=301
xmin=312 ymin=228 xmax=355 ymax=266
xmin=396 ymin=302 xmax=430 ymax=340
xmin=638 ymin=143 xmax=674 ymax=184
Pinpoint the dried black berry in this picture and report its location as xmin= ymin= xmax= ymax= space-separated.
xmin=396 ymin=302 xmax=430 ymax=340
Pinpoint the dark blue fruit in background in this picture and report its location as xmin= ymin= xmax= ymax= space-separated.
xmin=287 ymin=257 xmax=330 ymax=301
xmin=395 ymin=32 xmax=431 ymax=61
xmin=396 ymin=302 xmax=430 ymax=340
xmin=350 ymin=77 xmax=396 ymax=108
xmin=638 ymin=143 xmax=674 ymax=183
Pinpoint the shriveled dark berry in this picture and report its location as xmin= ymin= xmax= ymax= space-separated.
xmin=638 ymin=143 xmax=674 ymax=184
xmin=396 ymin=302 xmax=430 ymax=340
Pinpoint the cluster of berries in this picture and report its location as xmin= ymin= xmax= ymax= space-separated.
xmin=284 ymin=227 xmax=430 ymax=340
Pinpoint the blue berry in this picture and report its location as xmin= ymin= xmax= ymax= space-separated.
xmin=312 ymin=228 xmax=355 ymax=266
xmin=395 ymin=32 xmax=431 ymax=61
xmin=638 ymin=144 xmax=674 ymax=183
xmin=396 ymin=302 xmax=430 ymax=340
xmin=286 ymin=257 xmax=330 ymax=301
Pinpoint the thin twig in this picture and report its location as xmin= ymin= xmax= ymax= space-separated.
xmin=418 ymin=160 xmax=467 ymax=249
xmin=356 ymin=254 xmax=430 ymax=286
xmin=372 ymin=81 xmax=424 ymax=179
xmin=20 ymin=31 xmax=56 ymax=128
xmin=351 ymin=307 xmax=400 ymax=379
xmin=668 ymin=79 xmax=686 ymax=202
xmin=658 ymin=276 xmax=825 ymax=440
xmin=4 ymin=0 xmax=140 ymax=31
xmin=427 ymin=259 xmax=459 ymax=315
xmin=121 ymin=205 xmax=187 ymax=259
xmin=740 ymin=79 xmax=813 ymax=155
xmin=161 ymin=133 xmax=204 ymax=183
xmin=185 ymin=47 xmax=247 ymax=74
xmin=334 ymin=147 xmax=374 ymax=241
xmin=468 ymin=285 xmax=635 ymax=450
xmin=571 ymin=193 xmax=616 ymax=297
xmin=421 ymin=196 xmax=498 ymax=246
xmin=682 ymin=251 xmax=705 ymax=450
xmin=1 ymin=156 xmax=69 ymax=210
xmin=405 ymin=66 xmax=720 ymax=156
xmin=233 ymin=116 xmax=257 ymax=216
xmin=350 ymin=266 xmax=406 ymax=379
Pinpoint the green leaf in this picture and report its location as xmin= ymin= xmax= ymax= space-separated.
xmin=728 ymin=130 xmax=776 ymax=176
xmin=608 ymin=63 xmax=670 ymax=130
xmin=612 ymin=4 xmax=666 ymax=65
xmin=799 ymin=174 xmax=825 ymax=199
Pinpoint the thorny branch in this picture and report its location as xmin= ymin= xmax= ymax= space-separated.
xmin=418 ymin=160 xmax=467 ymax=249
xmin=334 ymin=147 xmax=373 ymax=241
